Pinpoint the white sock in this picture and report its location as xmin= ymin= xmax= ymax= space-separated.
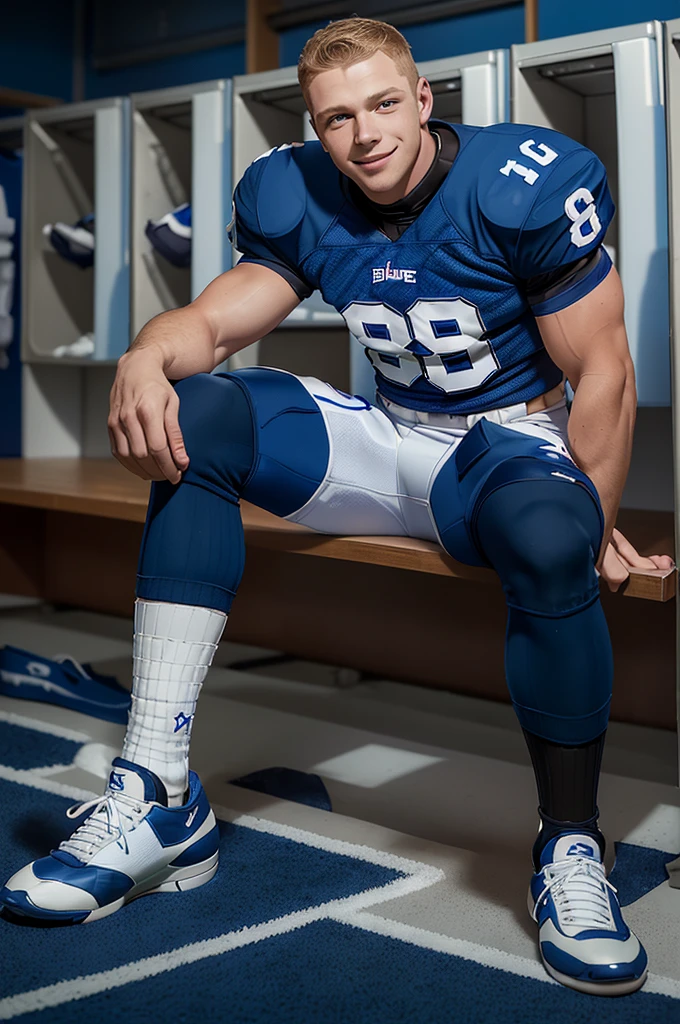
xmin=121 ymin=599 xmax=227 ymax=806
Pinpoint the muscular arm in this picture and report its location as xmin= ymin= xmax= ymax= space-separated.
xmin=128 ymin=262 xmax=301 ymax=377
xmin=536 ymin=266 xmax=636 ymax=559
xmin=110 ymin=263 xmax=300 ymax=482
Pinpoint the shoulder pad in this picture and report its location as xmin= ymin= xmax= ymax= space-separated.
xmin=248 ymin=143 xmax=308 ymax=238
xmin=475 ymin=125 xmax=588 ymax=231
xmin=468 ymin=125 xmax=613 ymax=276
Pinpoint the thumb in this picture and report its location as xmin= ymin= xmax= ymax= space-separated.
xmin=165 ymin=402 xmax=189 ymax=466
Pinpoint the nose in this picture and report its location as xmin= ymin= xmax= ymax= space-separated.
xmin=354 ymin=112 xmax=381 ymax=149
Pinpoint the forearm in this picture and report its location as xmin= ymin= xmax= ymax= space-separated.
xmin=128 ymin=306 xmax=218 ymax=380
xmin=567 ymin=363 xmax=636 ymax=545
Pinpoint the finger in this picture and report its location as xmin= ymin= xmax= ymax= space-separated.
xmin=110 ymin=444 xmax=154 ymax=481
xmin=138 ymin=403 xmax=183 ymax=484
xmin=600 ymin=544 xmax=630 ymax=592
xmin=609 ymin=530 xmax=658 ymax=570
xmin=644 ymin=554 xmax=675 ymax=571
xmin=118 ymin=410 xmax=169 ymax=480
xmin=164 ymin=399 xmax=190 ymax=470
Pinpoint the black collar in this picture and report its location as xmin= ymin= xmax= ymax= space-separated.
xmin=348 ymin=123 xmax=459 ymax=240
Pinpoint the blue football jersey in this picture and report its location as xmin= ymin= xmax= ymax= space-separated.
xmin=232 ymin=121 xmax=615 ymax=414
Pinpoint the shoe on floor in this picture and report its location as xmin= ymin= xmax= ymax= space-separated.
xmin=0 ymin=758 xmax=219 ymax=923
xmin=529 ymin=832 xmax=648 ymax=996
xmin=145 ymin=202 xmax=191 ymax=267
xmin=43 ymin=214 xmax=94 ymax=268
xmin=0 ymin=645 xmax=130 ymax=723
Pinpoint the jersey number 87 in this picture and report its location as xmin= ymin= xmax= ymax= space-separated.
xmin=342 ymin=298 xmax=501 ymax=395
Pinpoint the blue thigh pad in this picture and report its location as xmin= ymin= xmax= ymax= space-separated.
xmin=224 ymin=368 xmax=330 ymax=518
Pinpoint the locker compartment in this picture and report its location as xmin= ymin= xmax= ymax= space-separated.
xmin=22 ymin=98 xmax=130 ymax=363
xmin=131 ymin=80 xmax=232 ymax=341
xmin=513 ymin=23 xmax=669 ymax=405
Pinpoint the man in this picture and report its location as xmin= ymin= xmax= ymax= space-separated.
xmin=1 ymin=17 xmax=672 ymax=997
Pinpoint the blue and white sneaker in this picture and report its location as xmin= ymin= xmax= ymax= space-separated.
xmin=0 ymin=758 xmax=218 ymax=923
xmin=43 ymin=214 xmax=94 ymax=268
xmin=0 ymin=645 xmax=131 ymax=724
xmin=145 ymin=203 xmax=191 ymax=267
xmin=529 ymin=833 xmax=648 ymax=995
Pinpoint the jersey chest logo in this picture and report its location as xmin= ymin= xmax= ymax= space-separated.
xmin=372 ymin=260 xmax=417 ymax=285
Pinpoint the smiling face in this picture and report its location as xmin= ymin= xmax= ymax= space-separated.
xmin=307 ymin=50 xmax=435 ymax=205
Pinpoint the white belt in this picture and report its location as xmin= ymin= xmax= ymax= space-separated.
xmin=378 ymin=393 xmax=538 ymax=431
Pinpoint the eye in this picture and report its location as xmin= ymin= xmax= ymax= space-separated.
xmin=329 ymin=113 xmax=349 ymax=126
xmin=378 ymin=100 xmax=397 ymax=110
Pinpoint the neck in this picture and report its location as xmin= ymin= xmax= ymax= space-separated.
xmin=368 ymin=126 xmax=437 ymax=205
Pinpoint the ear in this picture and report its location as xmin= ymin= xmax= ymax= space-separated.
xmin=416 ymin=77 xmax=434 ymax=127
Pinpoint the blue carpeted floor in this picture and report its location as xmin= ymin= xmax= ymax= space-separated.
xmin=1 ymin=712 xmax=679 ymax=1023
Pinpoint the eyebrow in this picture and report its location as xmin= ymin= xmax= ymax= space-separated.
xmin=317 ymin=87 xmax=407 ymax=123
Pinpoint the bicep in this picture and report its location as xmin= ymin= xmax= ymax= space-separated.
xmin=191 ymin=262 xmax=301 ymax=360
xmin=536 ymin=265 xmax=632 ymax=387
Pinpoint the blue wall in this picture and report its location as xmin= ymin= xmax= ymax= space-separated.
xmin=540 ymin=0 xmax=680 ymax=40
xmin=280 ymin=0 xmax=680 ymax=73
xmin=84 ymin=0 xmax=244 ymax=101
xmin=84 ymin=44 xmax=244 ymax=101
xmin=280 ymin=6 xmax=525 ymax=69
xmin=0 ymin=1 xmax=74 ymax=104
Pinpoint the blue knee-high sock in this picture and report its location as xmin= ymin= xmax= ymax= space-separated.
xmin=136 ymin=375 xmax=255 ymax=614
xmin=475 ymin=479 xmax=612 ymax=746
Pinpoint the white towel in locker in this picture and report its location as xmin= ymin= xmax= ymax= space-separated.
xmin=0 ymin=186 xmax=15 ymax=240
xmin=0 ymin=259 xmax=15 ymax=317
xmin=0 ymin=314 xmax=14 ymax=369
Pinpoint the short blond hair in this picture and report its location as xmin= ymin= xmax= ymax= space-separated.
xmin=298 ymin=17 xmax=419 ymax=110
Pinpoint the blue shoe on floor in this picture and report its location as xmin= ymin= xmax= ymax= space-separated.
xmin=529 ymin=832 xmax=648 ymax=996
xmin=43 ymin=214 xmax=95 ymax=268
xmin=145 ymin=203 xmax=191 ymax=267
xmin=0 ymin=645 xmax=131 ymax=723
xmin=0 ymin=758 xmax=218 ymax=923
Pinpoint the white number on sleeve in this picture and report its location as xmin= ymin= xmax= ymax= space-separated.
xmin=519 ymin=139 xmax=558 ymax=166
xmin=499 ymin=159 xmax=539 ymax=186
xmin=564 ymin=187 xmax=602 ymax=248
xmin=499 ymin=139 xmax=559 ymax=186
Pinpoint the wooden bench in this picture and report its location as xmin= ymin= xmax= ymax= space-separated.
xmin=0 ymin=457 xmax=677 ymax=731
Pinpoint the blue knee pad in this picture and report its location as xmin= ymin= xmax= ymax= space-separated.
xmin=137 ymin=369 xmax=330 ymax=613
xmin=475 ymin=473 xmax=612 ymax=744
xmin=475 ymin=467 xmax=604 ymax=617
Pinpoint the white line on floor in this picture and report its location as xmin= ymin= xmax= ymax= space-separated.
xmin=0 ymin=708 xmax=91 ymax=744
xmin=333 ymin=910 xmax=680 ymax=999
xmin=0 ymin=764 xmax=96 ymax=802
xmin=225 ymin=807 xmax=445 ymax=880
xmin=335 ymin=908 xmax=554 ymax=983
xmin=0 ymin=873 xmax=441 ymax=1020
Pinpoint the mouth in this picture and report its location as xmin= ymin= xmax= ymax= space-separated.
xmin=353 ymin=148 xmax=396 ymax=171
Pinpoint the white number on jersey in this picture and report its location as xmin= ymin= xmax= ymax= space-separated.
xmin=564 ymin=187 xmax=602 ymax=248
xmin=342 ymin=298 xmax=500 ymax=395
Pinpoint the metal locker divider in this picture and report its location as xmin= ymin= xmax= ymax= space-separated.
xmin=130 ymin=80 xmax=232 ymax=342
xmin=232 ymin=52 xmax=509 ymax=396
xmin=512 ymin=22 xmax=669 ymax=408
xmin=22 ymin=97 xmax=131 ymax=365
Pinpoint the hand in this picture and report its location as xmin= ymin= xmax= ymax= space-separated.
xmin=598 ymin=527 xmax=675 ymax=592
xmin=108 ymin=349 xmax=189 ymax=484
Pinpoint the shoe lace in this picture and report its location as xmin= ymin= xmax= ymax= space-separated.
xmin=59 ymin=792 xmax=150 ymax=860
xmin=532 ymin=857 xmax=617 ymax=930
xmin=53 ymin=654 xmax=90 ymax=680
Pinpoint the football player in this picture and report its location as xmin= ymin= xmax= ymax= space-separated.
xmin=2 ymin=17 xmax=672 ymax=997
